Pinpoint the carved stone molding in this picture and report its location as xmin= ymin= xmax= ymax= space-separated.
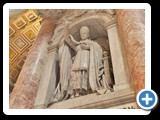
xmin=72 ymin=10 xmax=114 ymax=23
xmin=37 ymin=9 xmax=67 ymax=20
xmin=47 ymin=44 xmax=59 ymax=53
xmin=48 ymin=88 xmax=135 ymax=109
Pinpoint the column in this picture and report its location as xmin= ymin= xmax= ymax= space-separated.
xmin=34 ymin=46 xmax=59 ymax=108
xmin=116 ymin=10 xmax=145 ymax=95
xmin=10 ymin=17 xmax=57 ymax=108
xmin=107 ymin=23 xmax=131 ymax=91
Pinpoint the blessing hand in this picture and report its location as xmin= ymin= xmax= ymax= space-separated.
xmin=81 ymin=44 xmax=90 ymax=50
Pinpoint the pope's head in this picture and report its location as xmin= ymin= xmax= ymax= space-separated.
xmin=80 ymin=26 xmax=90 ymax=40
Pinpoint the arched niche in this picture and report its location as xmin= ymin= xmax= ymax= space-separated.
xmin=69 ymin=18 xmax=108 ymax=41
xmin=34 ymin=14 xmax=135 ymax=109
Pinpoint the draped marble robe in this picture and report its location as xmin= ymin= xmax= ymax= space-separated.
xmin=68 ymin=39 xmax=103 ymax=94
xmin=52 ymin=40 xmax=104 ymax=101
xmin=52 ymin=40 xmax=73 ymax=101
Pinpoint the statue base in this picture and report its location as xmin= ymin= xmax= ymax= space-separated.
xmin=47 ymin=88 xmax=136 ymax=109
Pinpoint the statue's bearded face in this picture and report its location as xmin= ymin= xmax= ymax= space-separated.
xmin=80 ymin=26 xmax=90 ymax=40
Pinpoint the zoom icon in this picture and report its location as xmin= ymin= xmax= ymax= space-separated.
xmin=137 ymin=89 xmax=158 ymax=110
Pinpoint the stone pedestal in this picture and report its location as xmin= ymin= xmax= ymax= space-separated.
xmin=115 ymin=10 xmax=145 ymax=95
xmin=48 ymin=88 xmax=136 ymax=109
xmin=9 ymin=17 xmax=57 ymax=108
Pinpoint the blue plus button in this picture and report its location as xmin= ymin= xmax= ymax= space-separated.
xmin=137 ymin=89 xmax=158 ymax=110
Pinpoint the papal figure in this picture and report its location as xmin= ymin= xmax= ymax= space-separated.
xmin=51 ymin=25 xmax=112 ymax=102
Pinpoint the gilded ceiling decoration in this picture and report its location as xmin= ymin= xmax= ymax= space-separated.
xmin=9 ymin=9 xmax=42 ymax=91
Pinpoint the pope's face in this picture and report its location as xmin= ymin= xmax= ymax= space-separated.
xmin=80 ymin=30 xmax=89 ymax=40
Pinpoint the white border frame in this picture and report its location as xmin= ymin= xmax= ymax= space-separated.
xmin=3 ymin=3 xmax=151 ymax=115
xmin=14 ymin=17 xmax=26 ymax=29
xmin=25 ymin=10 xmax=38 ymax=22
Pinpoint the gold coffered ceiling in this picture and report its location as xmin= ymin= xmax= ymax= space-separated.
xmin=9 ymin=9 xmax=42 ymax=91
